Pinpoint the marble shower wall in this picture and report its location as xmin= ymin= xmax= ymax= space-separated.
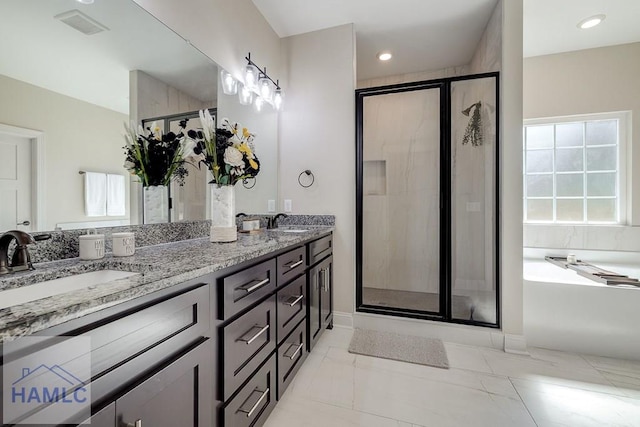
xmin=451 ymin=77 xmax=497 ymax=294
xmin=362 ymin=89 xmax=441 ymax=294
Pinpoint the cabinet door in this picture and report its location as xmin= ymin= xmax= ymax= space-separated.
xmin=307 ymin=266 xmax=321 ymax=352
xmin=320 ymin=256 xmax=333 ymax=329
xmin=115 ymin=340 xmax=213 ymax=427
xmin=78 ymin=403 xmax=115 ymax=427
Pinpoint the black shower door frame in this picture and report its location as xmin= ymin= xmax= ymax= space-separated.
xmin=355 ymin=72 xmax=500 ymax=328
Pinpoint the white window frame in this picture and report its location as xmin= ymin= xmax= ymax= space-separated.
xmin=523 ymin=111 xmax=629 ymax=225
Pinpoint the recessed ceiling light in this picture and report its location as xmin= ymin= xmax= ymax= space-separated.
xmin=377 ymin=52 xmax=392 ymax=61
xmin=578 ymin=14 xmax=605 ymax=29
xmin=76 ymin=0 xmax=95 ymax=4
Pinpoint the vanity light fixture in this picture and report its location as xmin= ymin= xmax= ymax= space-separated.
xmin=377 ymin=51 xmax=392 ymax=61
xmin=220 ymin=69 xmax=238 ymax=95
xmin=578 ymin=14 xmax=605 ymax=29
xmin=245 ymin=52 xmax=284 ymax=111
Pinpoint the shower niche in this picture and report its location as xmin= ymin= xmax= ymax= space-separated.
xmin=356 ymin=73 xmax=500 ymax=328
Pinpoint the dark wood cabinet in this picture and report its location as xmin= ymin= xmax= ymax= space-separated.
xmin=4 ymin=231 xmax=333 ymax=427
xmin=116 ymin=340 xmax=213 ymax=427
xmin=307 ymin=253 xmax=333 ymax=352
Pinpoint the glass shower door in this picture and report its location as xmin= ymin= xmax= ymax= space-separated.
xmin=360 ymin=85 xmax=443 ymax=315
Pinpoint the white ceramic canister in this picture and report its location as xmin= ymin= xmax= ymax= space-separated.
xmin=112 ymin=232 xmax=135 ymax=257
xmin=79 ymin=229 xmax=105 ymax=260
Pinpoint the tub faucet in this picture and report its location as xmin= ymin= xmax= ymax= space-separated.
xmin=0 ymin=230 xmax=36 ymax=275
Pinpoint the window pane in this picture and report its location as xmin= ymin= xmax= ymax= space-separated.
xmin=556 ymin=148 xmax=583 ymax=172
xmin=587 ymin=173 xmax=616 ymax=197
xmin=527 ymin=199 xmax=553 ymax=221
xmin=587 ymin=199 xmax=616 ymax=222
xmin=586 ymin=120 xmax=617 ymax=146
xmin=557 ymin=199 xmax=584 ymax=222
xmin=556 ymin=123 xmax=583 ymax=147
xmin=526 ymin=150 xmax=553 ymax=173
xmin=526 ymin=175 xmax=553 ymax=197
xmin=556 ymin=173 xmax=583 ymax=197
xmin=526 ymin=125 xmax=554 ymax=149
xmin=586 ymin=146 xmax=616 ymax=171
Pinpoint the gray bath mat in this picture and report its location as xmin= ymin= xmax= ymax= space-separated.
xmin=348 ymin=329 xmax=449 ymax=369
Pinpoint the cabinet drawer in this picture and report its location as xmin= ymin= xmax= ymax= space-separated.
xmin=220 ymin=258 xmax=276 ymax=320
xmin=87 ymin=283 xmax=210 ymax=404
xmin=308 ymin=234 xmax=332 ymax=266
xmin=222 ymin=354 xmax=276 ymax=427
xmin=116 ymin=339 xmax=213 ymax=427
xmin=276 ymin=246 xmax=306 ymax=287
xmin=276 ymin=275 xmax=306 ymax=345
xmin=277 ymin=319 xmax=306 ymax=400
xmin=221 ymin=295 xmax=276 ymax=401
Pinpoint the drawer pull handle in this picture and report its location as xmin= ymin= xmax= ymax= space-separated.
xmin=284 ymin=342 xmax=304 ymax=360
xmin=240 ymin=277 xmax=270 ymax=293
xmin=286 ymin=259 xmax=304 ymax=269
xmin=238 ymin=324 xmax=270 ymax=345
xmin=126 ymin=420 xmax=142 ymax=427
xmin=285 ymin=294 xmax=304 ymax=307
xmin=238 ymin=387 xmax=270 ymax=418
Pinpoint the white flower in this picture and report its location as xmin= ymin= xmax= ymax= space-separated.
xmin=181 ymin=138 xmax=197 ymax=159
xmin=224 ymin=146 xmax=244 ymax=167
xmin=199 ymin=109 xmax=215 ymax=141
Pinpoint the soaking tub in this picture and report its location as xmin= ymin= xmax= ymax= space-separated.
xmin=524 ymin=250 xmax=640 ymax=360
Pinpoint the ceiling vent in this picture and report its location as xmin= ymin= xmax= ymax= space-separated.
xmin=54 ymin=10 xmax=109 ymax=35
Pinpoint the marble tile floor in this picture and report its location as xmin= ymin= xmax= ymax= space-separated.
xmin=264 ymin=327 xmax=640 ymax=427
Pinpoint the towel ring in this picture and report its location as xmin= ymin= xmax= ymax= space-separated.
xmin=242 ymin=177 xmax=256 ymax=189
xmin=298 ymin=170 xmax=314 ymax=188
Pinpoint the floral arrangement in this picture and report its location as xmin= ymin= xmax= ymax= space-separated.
xmin=188 ymin=109 xmax=260 ymax=186
xmin=123 ymin=120 xmax=194 ymax=187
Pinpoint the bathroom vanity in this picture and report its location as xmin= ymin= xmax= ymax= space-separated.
xmin=0 ymin=227 xmax=333 ymax=427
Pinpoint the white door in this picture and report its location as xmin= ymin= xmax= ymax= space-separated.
xmin=0 ymin=133 xmax=32 ymax=232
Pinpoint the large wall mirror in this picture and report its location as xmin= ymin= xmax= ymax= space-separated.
xmin=0 ymin=0 xmax=278 ymax=232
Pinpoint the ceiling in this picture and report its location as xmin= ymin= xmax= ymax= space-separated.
xmin=253 ymin=0 xmax=640 ymax=80
xmin=524 ymin=0 xmax=640 ymax=58
xmin=0 ymin=0 xmax=217 ymax=114
xmin=253 ymin=0 xmax=499 ymax=81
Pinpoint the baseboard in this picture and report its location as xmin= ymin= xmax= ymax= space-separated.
xmin=352 ymin=312 xmax=504 ymax=350
xmin=504 ymin=334 xmax=529 ymax=355
xmin=332 ymin=311 xmax=354 ymax=328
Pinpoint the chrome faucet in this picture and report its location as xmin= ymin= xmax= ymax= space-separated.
xmin=0 ymin=230 xmax=36 ymax=275
xmin=267 ymin=213 xmax=288 ymax=229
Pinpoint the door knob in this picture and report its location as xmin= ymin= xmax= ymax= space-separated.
xmin=17 ymin=220 xmax=30 ymax=226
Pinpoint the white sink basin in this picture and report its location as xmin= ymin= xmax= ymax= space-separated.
xmin=0 ymin=270 xmax=139 ymax=309
xmin=279 ymin=229 xmax=308 ymax=233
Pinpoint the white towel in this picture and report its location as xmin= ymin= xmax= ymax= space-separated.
xmin=106 ymin=174 xmax=126 ymax=216
xmin=84 ymin=172 xmax=107 ymax=217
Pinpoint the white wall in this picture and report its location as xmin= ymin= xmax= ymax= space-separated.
xmin=0 ymin=74 xmax=129 ymax=231
xmin=469 ymin=0 xmax=502 ymax=74
xmin=524 ymin=42 xmax=640 ymax=250
xmin=500 ymin=0 xmax=525 ymax=351
xmin=279 ymin=24 xmax=356 ymax=314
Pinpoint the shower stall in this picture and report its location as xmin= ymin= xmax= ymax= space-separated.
xmin=356 ymin=73 xmax=499 ymax=327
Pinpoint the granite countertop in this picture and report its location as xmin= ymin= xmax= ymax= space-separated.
xmin=0 ymin=226 xmax=333 ymax=343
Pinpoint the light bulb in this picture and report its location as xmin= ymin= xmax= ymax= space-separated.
xmin=244 ymin=64 xmax=259 ymax=90
xmin=254 ymin=95 xmax=264 ymax=113
xmin=258 ymin=77 xmax=273 ymax=102
xmin=273 ymin=88 xmax=284 ymax=111
xmin=238 ymin=83 xmax=254 ymax=106
xmin=220 ymin=69 xmax=237 ymax=95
